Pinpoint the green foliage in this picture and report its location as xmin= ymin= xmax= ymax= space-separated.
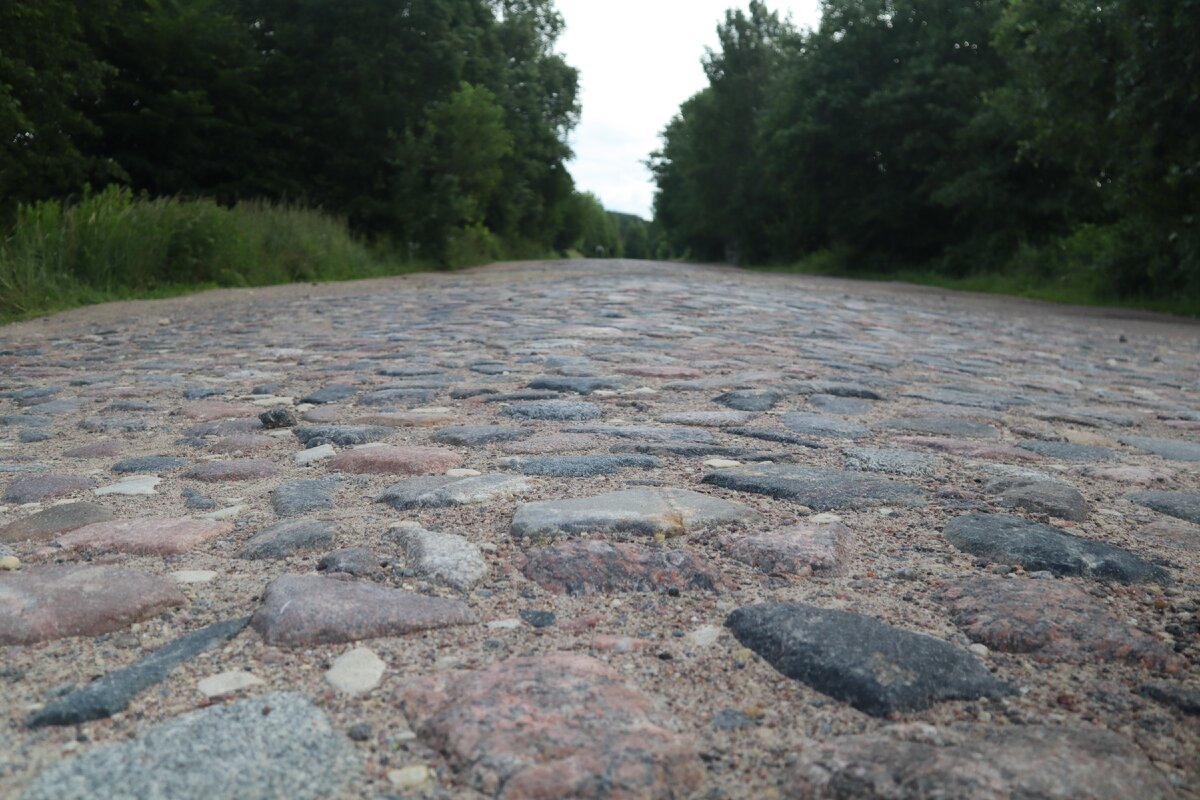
xmin=1 ymin=0 xmax=583 ymax=259
xmin=652 ymin=0 xmax=1199 ymax=310
xmin=0 ymin=187 xmax=403 ymax=321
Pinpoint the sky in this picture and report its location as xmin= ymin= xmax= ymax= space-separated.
xmin=555 ymin=0 xmax=822 ymax=219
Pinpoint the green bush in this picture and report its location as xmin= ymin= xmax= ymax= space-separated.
xmin=0 ymin=186 xmax=411 ymax=320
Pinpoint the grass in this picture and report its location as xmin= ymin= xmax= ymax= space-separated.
xmin=748 ymin=248 xmax=1200 ymax=318
xmin=0 ymin=186 xmax=513 ymax=323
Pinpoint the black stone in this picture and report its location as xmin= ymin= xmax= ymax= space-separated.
xmin=1140 ymin=682 xmax=1200 ymax=715
xmin=527 ymin=376 xmax=626 ymax=395
xmin=293 ymin=425 xmax=391 ymax=448
xmin=26 ymin=617 xmax=249 ymax=727
xmin=726 ymin=602 xmax=1012 ymax=716
xmin=518 ymin=609 xmax=556 ymax=628
xmin=943 ymin=513 xmax=1169 ymax=583
xmin=258 ymin=408 xmax=297 ymax=429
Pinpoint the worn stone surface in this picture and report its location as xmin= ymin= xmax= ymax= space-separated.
xmin=4 ymin=474 xmax=95 ymax=503
xmin=500 ymin=453 xmax=660 ymax=476
xmin=500 ymin=400 xmax=603 ymax=421
xmin=271 ymin=478 xmax=340 ymax=516
xmin=112 ymin=456 xmax=187 ymax=473
xmin=704 ymin=464 xmax=925 ymax=510
xmin=780 ymin=411 xmax=871 ymax=440
xmin=388 ymin=522 xmax=487 ymax=591
xmin=1120 ymin=435 xmax=1200 ymax=462
xmin=0 ymin=565 xmax=184 ymax=645
xmin=377 ymin=473 xmax=531 ymax=509
xmin=317 ymin=547 xmax=385 ymax=577
xmin=432 ymin=424 xmax=532 ymax=446
xmin=880 ymin=417 xmax=998 ymax=438
xmin=27 ymin=617 xmax=249 ymax=727
xmin=293 ymin=424 xmax=391 ymax=448
xmin=511 ymin=487 xmax=757 ymax=540
xmin=329 ymin=445 xmax=462 ymax=475
xmin=943 ymin=513 xmax=1170 ymax=583
xmin=991 ymin=479 xmax=1089 ymax=521
xmin=843 ymin=447 xmax=935 ymax=477
xmin=1126 ymin=490 xmax=1200 ymax=524
xmin=519 ymin=539 xmax=726 ymax=595
xmin=251 ymin=574 xmax=472 ymax=646
xmin=398 ymin=654 xmax=704 ymax=799
xmin=0 ymin=502 xmax=114 ymax=544
xmin=720 ymin=523 xmax=850 ymax=576
xmin=3 ymin=259 xmax=1200 ymax=797
xmin=239 ymin=518 xmax=337 ymax=560
xmin=783 ymin=723 xmax=1176 ymax=800
xmin=182 ymin=459 xmax=280 ymax=482
xmin=939 ymin=577 xmax=1183 ymax=671
xmin=727 ymin=602 xmax=1012 ymax=716
xmin=21 ymin=693 xmax=359 ymax=800
xmin=55 ymin=517 xmax=234 ymax=556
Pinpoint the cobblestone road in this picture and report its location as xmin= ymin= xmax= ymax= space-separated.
xmin=2 ymin=260 xmax=1198 ymax=798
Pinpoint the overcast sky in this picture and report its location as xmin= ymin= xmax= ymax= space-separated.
xmin=556 ymin=0 xmax=822 ymax=219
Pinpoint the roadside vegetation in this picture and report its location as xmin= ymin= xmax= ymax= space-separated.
xmin=649 ymin=1 xmax=1199 ymax=316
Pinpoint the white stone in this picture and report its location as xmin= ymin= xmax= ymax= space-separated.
xmin=486 ymin=618 xmax=521 ymax=630
xmin=325 ymin=647 xmax=386 ymax=696
xmin=688 ymin=625 xmax=722 ymax=647
xmin=295 ymin=444 xmax=336 ymax=465
xmin=198 ymin=670 xmax=263 ymax=698
xmin=703 ymin=459 xmax=742 ymax=469
xmin=95 ymin=476 xmax=160 ymax=496
xmin=445 ymin=468 xmax=482 ymax=477
xmin=387 ymin=766 xmax=432 ymax=789
xmin=968 ymin=643 xmax=990 ymax=656
xmin=810 ymin=512 xmax=843 ymax=524
xmin=203 ymin=504 xmax=245 ymax=521
xmin=170 ymin=570 xmax=217 ymax=584
xmin=412 ymin=407 xmax=452 ymax=414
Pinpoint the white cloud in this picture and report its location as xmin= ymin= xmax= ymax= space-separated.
xmin=555 ymin=0 xmax=822 ymax=218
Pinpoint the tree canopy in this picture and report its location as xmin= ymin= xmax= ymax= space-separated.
xmin=1 ymin=0 xmax=590 ymax=260
xmin=651 ymin=0 xmax=1199 ymax=302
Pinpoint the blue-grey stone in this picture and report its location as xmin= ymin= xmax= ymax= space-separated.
xmin=272 ymin=479 xmax=341 ymax=517
xmin=112 ymin=456 xmax=187 ymax=474
xmin=781 ymin=412 xmax=870 ymax=440
xmin=432 ymin=425 xmax=532 ymax=446
xmin=1126 ymin=491 xmax=1200 ymax=525
xmin=301 ymin=384 xmax=358 ymax=405
xmin=240 ymin=518 xmax=337 ymax=560
xmin=943 ymin=513 xmax=1169 ymax=583
xmin=500 ymin=454 xmax=661 ymax=477
xmin=26 ymin=617 xmax=249 ymax=728
xmin=704 ymin=464 xmax=924 ymax=510
xmin=20 ymin=692 xmax=359 ymax=800
xmin=501 ymin=401 xmax=602 ymax=421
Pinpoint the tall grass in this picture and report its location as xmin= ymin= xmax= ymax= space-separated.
xmin=0 ymin=187 xmax=427 ymax=321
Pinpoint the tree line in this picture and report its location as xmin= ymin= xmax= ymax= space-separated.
xmin=1 ymin=0 xmax=621 ymax=262
xmin=651 ymin=0 xmax=1199 ymax=304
